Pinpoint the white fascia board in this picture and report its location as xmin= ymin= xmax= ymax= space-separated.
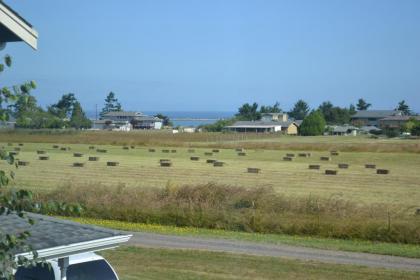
xmin=16 ymin=234 xmax=132 ymax=261
xmin=0 ymin=3 xmax=38 ymax=49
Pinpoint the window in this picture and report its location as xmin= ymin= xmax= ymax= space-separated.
xmin=15 ymin=264 xmax=55 ymax=280
xmin=67 ymin=260 xmax=118 ymax=280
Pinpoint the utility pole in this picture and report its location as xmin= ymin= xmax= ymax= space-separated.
xmin=95 ymin=104 xmax=98 ymax=120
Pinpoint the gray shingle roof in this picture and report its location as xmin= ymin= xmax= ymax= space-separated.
xmin=103 ymin=111 xmax=142 ymax=117
xmin=0 ymin=213 xmax=125 ymax=253
xmin=352 ymin=110 xmax=401 ymax=119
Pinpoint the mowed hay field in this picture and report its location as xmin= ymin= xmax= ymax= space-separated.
xmin=1 ymin=141 xmax=420 ymax=205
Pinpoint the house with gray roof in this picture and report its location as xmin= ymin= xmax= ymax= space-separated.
xmin=378 ymin=115 xmax=420 ymax=130
xmin=351 ymin=110 xmax=402 ymax=127
xmin=96 ymin=111 xmax=163 ymax=130
xmin=225 ymin=113 xmax=299 ymax=134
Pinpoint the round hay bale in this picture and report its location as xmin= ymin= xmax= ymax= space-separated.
xmin=190 ymin=156 xmax=200 ymax=161
xmin=206 ymin=159 xmax=216 ymax=164
xmin=309 ymin=164 xmax=320 ymax=170
xmin=237 ymin=152 xmax=246 ymax=156
xmin=338 ymin=163 xmax=349 ymax=169
xmin=107 ymin=161 xmax=119 ymax=167
xmin=213 ymin=161 xmax=225 ymax=167
xmin=89 ymin=146 xmax=95 ymax=150
xmin=188 ymin=149 xmax=195 ymax=153
xmin=130 ymin=145 xmax=135 ymax=149
xmin=204 ymin=152 xmax=213 ymax=156
xmin=377 ymin=169 xmax=390 ymax=175
xmin=247 ymin=167 xmax=261 ymax=174
xmin=365 ymin=164 xmax=376 ymax=169
xmin=320 ymin=157 xmax=331 ymax=161
xmin=149 ymin=148 xmax=156 ymax=152
xmin=39 ymin=156 xmax=49 ymax=161
xmin=97 ymin=149 xmax=107 ymax=153
xmin=283 ymin=157 xmax=293 ymax=161
xmin=286 ymin=153 xmax=295 ymax=157
xmin=37 ymin=150 xmax=46 ymax=155
xmin=88 ymin=156 xmax=99 ymax=161
xmin=325 ymin=170 xmax=338 ymax=175
xmin=73 ymin=153 xmax=83 ymax=157
xmin=212 ymin=149 xmax=220 ymax=153
xmin=18 ymin=161 xmax=29 ymax=166
xmin=53 ymin=145 xmax=60 ymax=149
xmin=73 ymin=162 xmax=85 ymax=167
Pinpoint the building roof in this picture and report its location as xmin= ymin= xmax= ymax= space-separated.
xmin=379 ymin=115 xmax=420 ymax=121
xmin=0 ymin=212 xmax=131 ymax=260
xmin=0 ymin=1 xmax=38 ymax=49
xmin=331 ymin=125 xmax=358 ymax=133
xmin=352 ymin=110 xmax=401 ymax=119
xmin=360 ymin=125 xmax=382 ymax=132
xmin=103 ymin=111 xmax=143 ymax=117
xmin=133 ymin=116 xmax=162 ymax=122
xmin=226 ymin=120 xmax=296 ymax=129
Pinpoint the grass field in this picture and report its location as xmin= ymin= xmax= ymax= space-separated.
xmin=1 ymin=141 xmax=420 ymax=205
xmin=101 ymin=246 xmax=420 ymax=280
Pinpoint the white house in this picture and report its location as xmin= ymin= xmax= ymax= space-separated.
xmin=99 ymin=111 xmax=163 ymax=130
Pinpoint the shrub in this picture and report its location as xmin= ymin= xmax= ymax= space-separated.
xmin=299 ymin=111 xmax=326 ymax=136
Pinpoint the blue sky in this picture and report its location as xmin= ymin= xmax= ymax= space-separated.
xmin=2 ymin=0 xmax=420 ymax=113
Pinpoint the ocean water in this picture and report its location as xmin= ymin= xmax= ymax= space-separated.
xmin=87 ymin=111 xmax=234 ymax=127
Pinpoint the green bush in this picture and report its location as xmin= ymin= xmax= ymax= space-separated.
xmin=299 ymin=111 xmax=326 ymax=136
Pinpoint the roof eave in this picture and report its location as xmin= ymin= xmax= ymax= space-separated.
xmin=0 ymin=2 xmax=38 ymax=49
xmin=16 ymin=234 xmax=132 ymax=261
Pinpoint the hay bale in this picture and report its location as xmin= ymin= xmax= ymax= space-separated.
xmin=88 ymin=156 xmax=99 ymax=161
xmin=89 ymin=146 xmax=95 ymax=150
xmin=73 ymin=162 xmax=85 ymax=167
xmin=206 ymin=159 xmax=216 ymax=164
xmin=162 ymin=149 xmax=170 ymax=153
xmin=190 ymin=156 xmax=200 ymax=161
xmin=160 ymin=160 xmax=172 ymax=167
xmin=237 ymin=152 xmax=246 ymax=156
xmin=235 ymin=148 xmax=244 ymax=152
xmin=18 ymin=161 xmax=29 ymax=166
xmin=14 ymin=147 xmax=21 ymax=151
xmin=212 ymin=149 xmax=220 ymax=153
xmin=123 ymin=146 xmax=129 ymax=150
xmin=309 ymin=164 xmax=320 ymax=170
xmin=213 ymin=161 xmax=225 ymax=167
xmin=148 ymin=148 xmax=156 ymax=152
xmin=320 ymin=156 xmax=331 ymax=161
xmin=188 ymin=149 xmax=195 ymax=153
xmin=97 ymin=149 xmax=107 ymax=153
xmin=338 ymin=163 xmax=349 ymax=169
xmin=39 ymin=156 xmax=49 ymax=160
xmin=60 ymin=147 xmax=67 ymax=151
xmin=365 ymin=164 xmax=376 ymax=169
xmin=298 ymin=153 xmax=311 ymax=157
xmin=171 ymin=150 xmax=177 ymax=153
xmin=73 ymin=153 xmax=83 ymax=157
xmin=330 ymin=151 xmax=340 ymax=156
xmin=18 ymin=143 xmax=24 ymax=146
xmin=37 ymin=150 xmax=46 ymax=155
xmin=107 ymin=161 xmax=119 ymax=166
xmin=130 ymin=145 xmax=135 ymax=149
xmin=325 ymin=170 xmax=338 ymax=175
xmin=53 ymin=145 xmax=60 ymax=149
xmin=415 ymin=208 xmax=420 ymax=215
xmin=283 ymin=157 xmax=293 ymax=161
xmin=286 ymin=153 xmax=295 ymax=157
xmin=377 ymin=169 xmax=390 ymax=175
xmin=9 ymin=151 xmax=19 ymax=156
xmin=204 ymin=152 xmax=213 ymax=156
xmin=247 ymin=167 xmax=261 ymax=173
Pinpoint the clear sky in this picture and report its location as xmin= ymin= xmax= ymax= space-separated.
xmin=2 ymin=0 xmax=420 ymax=113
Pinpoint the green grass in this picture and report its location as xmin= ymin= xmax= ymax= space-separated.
xmin=66 ymin=217 xmax=420 ymax=259
xmin=101 ymin=246 xmax=420 ymax=280
xmin=2 ymin=141 xmax=420 ymax=205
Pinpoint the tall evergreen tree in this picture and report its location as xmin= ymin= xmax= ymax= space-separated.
xmin=48 ymin=93 xmax=77 ymax=119
xmin=289 ymin=99 xmax=310 ymax=120
xmin=236 ymin=102 xmax=261 ymax=121
xmin=70 ymin=101 xmax=92 ymax=129
xmin=396 ymin=100 xmax=411 ymax=115
xmin=100 ymin=91 xmax=122 ymax=118
xmin=356 ymin=98 xmax=371 ymax=111
xmin=260 ymin=102 xmax=281 ymax=113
